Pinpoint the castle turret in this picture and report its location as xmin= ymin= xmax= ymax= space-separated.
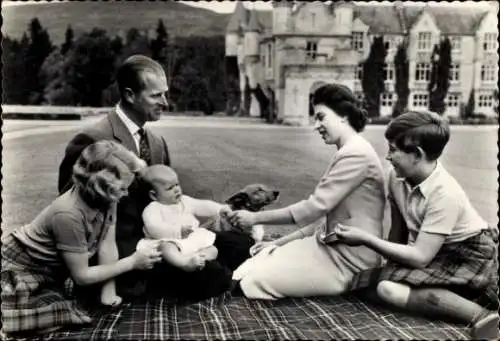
xmin=272 ymin=0 xmax=293 ymax=35
xmin=225 ymin=1 xmax=247 ymax=56
xmin=244 ymin=9 xmax=261 ymax=59
xmin=330 ymin=1 xmax=354 ymax=36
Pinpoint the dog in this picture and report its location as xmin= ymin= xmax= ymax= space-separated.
xmin=208 ymin=184 xmax=280 ymax=242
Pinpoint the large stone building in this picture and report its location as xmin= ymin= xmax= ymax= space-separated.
xmin=225 ymin=1 xmax=498 ymax=125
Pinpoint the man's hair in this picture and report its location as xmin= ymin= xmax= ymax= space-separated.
xmin=385 ymin=110 xmax=450 ymax=161
xmin=72 ymin=140 xmax=143 ymax=203
xmin=116 ymin=55 xmax=165 ymax=97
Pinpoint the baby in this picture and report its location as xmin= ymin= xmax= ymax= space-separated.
xmin=137 ymin=165 xmax=231 ymax=272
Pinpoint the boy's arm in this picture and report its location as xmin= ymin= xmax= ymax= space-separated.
xmin=361 ymin=189 xmax=459 ymax=269
xmin=362 ymin=231 xmax=446 ymax=269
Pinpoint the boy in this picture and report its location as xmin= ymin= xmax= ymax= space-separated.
xmin=334 ymin=111 xmax=499 ymax=339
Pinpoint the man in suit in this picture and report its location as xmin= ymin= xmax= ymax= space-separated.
xmin=58 ymin=55 xmax=171 ymax=298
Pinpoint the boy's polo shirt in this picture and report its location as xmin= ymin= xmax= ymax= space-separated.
xmin=388 ymin=162 xmax=488 ymax=244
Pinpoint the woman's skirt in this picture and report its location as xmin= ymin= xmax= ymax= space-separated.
xmin=1 ymin=233 xmax=92 ymax=335
xmin=348 ymin=227 xmax=499 ymax=309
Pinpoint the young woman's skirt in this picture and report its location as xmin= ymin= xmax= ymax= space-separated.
xmin=348 ymin=227 xmax=499 ymax=309
xmin=1 ymin=233 xmax=92 ymax=335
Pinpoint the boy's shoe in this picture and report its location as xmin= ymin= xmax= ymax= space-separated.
xmin=471 ymin=312 xmax=500 ymax=340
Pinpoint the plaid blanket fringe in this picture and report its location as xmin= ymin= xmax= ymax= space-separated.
xmin=1 ymin=234 xmax=92 ymax=335
xmin=348 ymin=227 xmax=499 ymax=309
xmin=2 ymin=293 xmax=466 ymax=341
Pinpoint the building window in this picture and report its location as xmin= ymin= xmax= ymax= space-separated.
xmin=355 ymin=64 xmax=363 ymax=80
xmin=384 ymin=63 xmax=395 ymax=82
xmin=446 ymin=93 xmax=460 ymax=107
xmin=306 ymin=41 xmax=318 ymax=60
xmin=478 ymin=93 xmax=494 ymax=108
xmin=412 ymin=93 xmax=428 ymax=107
xmin=483 ymin=33 xmax=498 ymax=52
xmin=417 ymin=32 xmax=432 ymax=50
xmin=381 ymin=92 xmax=395 ymax=107
xmin=449 ymin=36 xmax=461 ymax=52
xmin=481 ymin=63 xmax=497 ymax=82
xmin=352 ymin=32 xmax=364 ymax=52
xmin=449 ymin=63 xmax=460 ymax=82
xmin=383 ymin=35 xmax=396 ymax=52
xmin=415 ymin=63 xmax=431 ymax=81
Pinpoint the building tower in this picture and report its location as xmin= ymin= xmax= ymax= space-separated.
xmin=244 ymin=8 xmax=262 ymax=117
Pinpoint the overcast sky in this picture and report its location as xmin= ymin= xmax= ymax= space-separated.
xmin=2 ymin=0 xmax=493 ymax=12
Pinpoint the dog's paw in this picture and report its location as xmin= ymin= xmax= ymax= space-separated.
xmin=251 ymin=225 xmax=265 ymax=243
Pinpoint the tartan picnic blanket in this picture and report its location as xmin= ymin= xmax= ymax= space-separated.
xmin=5 ymin=292 xmax=469 ymax=340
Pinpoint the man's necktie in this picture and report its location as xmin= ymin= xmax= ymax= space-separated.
xmin=138 ymin=128 xmax=151 ymax=165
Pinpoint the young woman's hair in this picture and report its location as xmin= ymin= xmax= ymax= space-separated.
xmin=72 ymin=140 xmax=144 ymax=204
xmin=311 ymin=83 xmax=368 ymax=132
xmin=116 ymin=54 xmax=165 ymax=97
xmin=385 ymin=110 xmax=450 ymax=161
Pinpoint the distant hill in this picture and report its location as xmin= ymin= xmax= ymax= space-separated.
xmin=2 ymin=1 xmax=231 ymax=45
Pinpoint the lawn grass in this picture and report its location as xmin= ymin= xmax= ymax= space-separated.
xmin=2 ymin=123 xmax=497 ymax=239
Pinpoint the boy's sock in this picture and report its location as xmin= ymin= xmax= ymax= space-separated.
xmin=405 ymin=287 xmax=499 ymax=338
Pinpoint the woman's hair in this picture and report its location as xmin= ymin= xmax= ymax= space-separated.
xmin=72 ymin=140 xmax=144 ymax=204
xmin=385 ymin=110 xmax=450 ymax=161
xmin=311 ymin=83 xmax=368 ymax=132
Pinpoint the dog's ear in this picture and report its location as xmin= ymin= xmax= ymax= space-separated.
xmin=225 ymin=192 xmax=250 ymax=209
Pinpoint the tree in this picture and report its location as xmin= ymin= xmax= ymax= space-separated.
xmin=117 ymin=28 xmax=152 ymax=64
xmin=150 ymin=19 xmax=169 ymax=67
xmin=392 ymin=40 xmax=410 ymax=117
xmin=2 ymin=35 xmax=30 ymax=104
xmin=362 ymin=36 xmax=387 ymax=118
xmin=24 ymin=18 xmax=54 ymax=104
xmin=64 ymin=28 xmax=119 ymax=106
xmin=40 ymin=48 xmax=77 ymax=105
xmin=61 ymin=25 xmax=74 ymax=55
xmin=462 ymin=89 xmax=475 ymax=119
xmin=428 ymin=38 xmax=452 ymax=115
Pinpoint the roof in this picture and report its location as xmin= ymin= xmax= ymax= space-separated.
xmin=226 ymin=1 xmax=247 ymax=33
xmin=353 ymin=5 xmax=403 ymax=34
xmin=227 ymin=2 xmax=491 ymax=36
xmin=426 ymin=6 xmax=490 ymax=35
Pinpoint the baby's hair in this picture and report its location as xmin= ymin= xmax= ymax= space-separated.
xmin=385 ymin=110 xmax=450 ymax=161
xmin=136 ymin=165 xmax=179 ymax=206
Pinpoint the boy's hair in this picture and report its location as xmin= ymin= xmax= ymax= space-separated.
xmin=385 ymin=110 xmax=450 ymax=161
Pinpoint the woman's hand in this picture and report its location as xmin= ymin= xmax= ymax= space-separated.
xmin=250 ymin=241 xmax=277 ymax=256
xmin=334 ymin=223 xmax=370 ymax=246
xmin=226 ymin=210 xmax=257 ymax=230
xmin=131 ymin=248 xmax=162 ymax=270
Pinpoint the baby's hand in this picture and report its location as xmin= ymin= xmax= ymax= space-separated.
xmin=101 ymin=293 xmax=122 ymax=307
